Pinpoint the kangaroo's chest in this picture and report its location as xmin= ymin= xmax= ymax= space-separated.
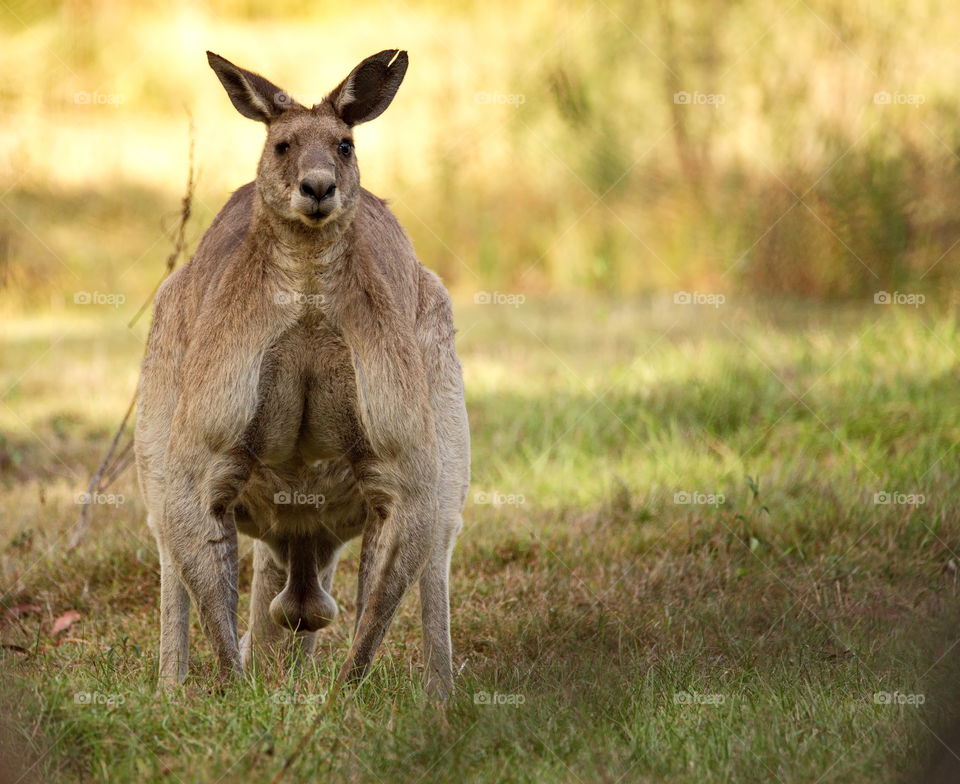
xmin=248 ymin=317 xmax=370 ymax=466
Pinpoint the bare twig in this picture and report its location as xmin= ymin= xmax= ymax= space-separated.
xmin=102 ymin=440 xmax=134 ymax=486
xmin=68 ymin=397 xmax=136 ymax=550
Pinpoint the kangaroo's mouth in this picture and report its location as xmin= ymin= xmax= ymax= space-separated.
xmin=291 ymin=189 xmax=341 ymax=227
xmin=294 ymin=206 xmax=337 ymax=227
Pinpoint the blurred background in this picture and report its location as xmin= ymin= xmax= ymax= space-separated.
xmin=2 ymin=0 xmax=960 ymax=308
xmin=5 ymin=3 xmax=960 ymax=781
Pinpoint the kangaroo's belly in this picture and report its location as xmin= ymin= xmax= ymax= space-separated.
xmin=234 ymin=316 xmax=376 ymax=539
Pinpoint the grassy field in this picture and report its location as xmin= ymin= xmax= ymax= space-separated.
xmin=3 ymin=296 xmax=960 ymax=782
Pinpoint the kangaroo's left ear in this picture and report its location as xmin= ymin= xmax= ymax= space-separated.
xmin=328 ymin=49 xmax=408 ymax=127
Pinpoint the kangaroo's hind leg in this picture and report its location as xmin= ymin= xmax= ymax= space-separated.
xmin=419 ymin=513 xmax=461 ymax=699
xmin=155 ymin=526 xmax=191 ymax=687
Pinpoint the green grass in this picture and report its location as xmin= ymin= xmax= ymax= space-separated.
xmin=3 ymin=297 xmax=960 ymax=782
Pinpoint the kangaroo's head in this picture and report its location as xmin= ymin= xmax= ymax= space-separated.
xmin=207 ymin=49 xmax=408 ymax=231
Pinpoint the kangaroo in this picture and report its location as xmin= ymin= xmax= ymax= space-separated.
xmin=134 ymin=49 xmax=470 ymax=698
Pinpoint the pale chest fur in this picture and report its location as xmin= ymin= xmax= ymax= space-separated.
xmin=232 ymin=311 xmax=376 ymax=540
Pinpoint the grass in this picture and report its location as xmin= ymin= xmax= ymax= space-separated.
xmin=3 ymin=296 xmax=960 ymax=782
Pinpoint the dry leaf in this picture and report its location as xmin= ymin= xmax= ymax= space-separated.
xmin=51 ymin=610 xmax=81 ymax=636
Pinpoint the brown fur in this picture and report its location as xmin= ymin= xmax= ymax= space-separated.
xmin=134 ymin=50 xmax=470 ymax=697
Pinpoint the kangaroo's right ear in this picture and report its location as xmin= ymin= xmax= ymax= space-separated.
xmin=206 ymin=52 xmax=302 ymax=123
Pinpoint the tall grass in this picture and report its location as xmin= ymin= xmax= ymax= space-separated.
xmin=1 ymin=0 xmax=960 ymax=307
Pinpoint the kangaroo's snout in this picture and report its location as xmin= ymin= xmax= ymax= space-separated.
xmin=299 ymin=171 xmax=336 ymax=202
xmin=292 ymin=168 xmax=339 ymax=224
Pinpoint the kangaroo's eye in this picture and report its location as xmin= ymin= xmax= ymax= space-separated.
xmin=274 ymin=141 xmax=290 ymax=155
xmin=338 ymin=140 xmax=353 ymax=158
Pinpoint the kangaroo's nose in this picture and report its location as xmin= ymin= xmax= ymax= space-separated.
xmin=299 ymin=172 xmax=336 ymax=201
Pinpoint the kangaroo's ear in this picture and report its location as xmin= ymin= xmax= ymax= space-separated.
xmin=328 ymin=50 xmax=408 ymax=126
xmin=206 ymin=51 xmax=301 ymax=123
